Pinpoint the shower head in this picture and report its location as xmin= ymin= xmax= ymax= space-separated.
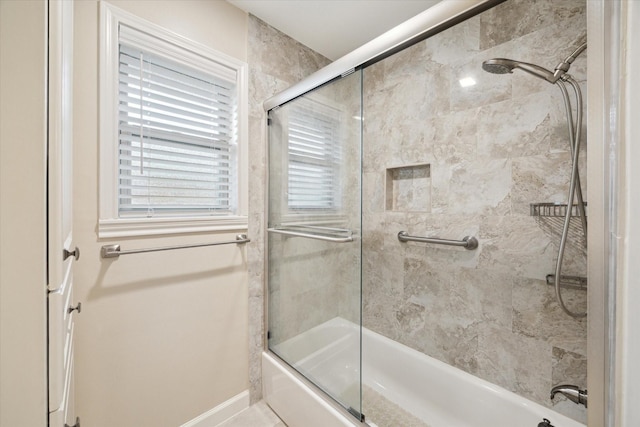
xmin=482 ymin=58 xmax=557 ymax=83
xmin=482 ymin=42 xmax=587 ymax=84
xmin=481 ymin=59 xmax=513 ymax=74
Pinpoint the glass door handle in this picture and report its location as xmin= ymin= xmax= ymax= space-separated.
xmin=267 ymin=227 xmax=354 ymax=243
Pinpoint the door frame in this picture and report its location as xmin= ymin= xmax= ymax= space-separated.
xmin=47 ymin=0 xmax=76 ymax=425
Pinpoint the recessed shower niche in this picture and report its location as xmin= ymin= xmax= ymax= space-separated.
xmin=385 ymin=164 xmax=431 ymax=212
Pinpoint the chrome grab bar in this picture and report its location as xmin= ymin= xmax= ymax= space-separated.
xmin=397 ymin=231 xmax=478 ymax=250
xmin=267 ymin=227 xmax=354 ymax=243
xmin=100 ymin=234 xmax=250 ymax=259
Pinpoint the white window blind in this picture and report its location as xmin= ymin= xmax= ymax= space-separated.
xmin=117 ymin=27 xmax=238 ymax=218
xmin=287 ymin=99 xmax=341 ymax=211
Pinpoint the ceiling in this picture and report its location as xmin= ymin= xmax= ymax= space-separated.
xmin=227 ymin=0 xmax=441 ymax=60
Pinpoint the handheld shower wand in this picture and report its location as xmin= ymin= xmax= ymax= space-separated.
xmin=481 ymin=58 xmax=556 ymax=82
xmin=481 ymin=42 xmax=586 ymax=85
xmin=482 ymin=42 xmax=588 ymax=318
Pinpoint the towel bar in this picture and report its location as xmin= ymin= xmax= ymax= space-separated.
xmin=100 ymin=234 xmax=250 ymax=259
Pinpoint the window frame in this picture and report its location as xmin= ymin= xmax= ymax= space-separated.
xmin=99 ymin=2 xmax=248 ymax=238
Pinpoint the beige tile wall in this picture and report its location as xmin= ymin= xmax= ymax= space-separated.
xmin=362 ymin=0 xmax=587 ymax=422
xmin=246 ymin=16 xmax=331 ymax=403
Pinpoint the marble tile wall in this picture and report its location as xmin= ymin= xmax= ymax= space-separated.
xmin=246 ymin=15 xmax=331 ymax=403
xmin=362 ymin=0 xmax=587 ymax=422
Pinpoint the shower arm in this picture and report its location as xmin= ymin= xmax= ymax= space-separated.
xmin=556 ymin=43 xmax=588 ymax=71
xmin=553 ymin=42 xmax=588 ymax=82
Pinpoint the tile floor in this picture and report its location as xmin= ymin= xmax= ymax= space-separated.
xmin=362 ymin=385 xmax=430 ymax=427
xmin=216 ymin=401 xmax=286 ymax=427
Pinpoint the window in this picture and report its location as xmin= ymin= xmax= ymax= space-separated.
xmin=117 ymin=42 xmax=237 ymax=217
xmin=99 ymin=3 xmax=247 ymax=237
xmin=286 ymin=98 xmax=342 ymax=212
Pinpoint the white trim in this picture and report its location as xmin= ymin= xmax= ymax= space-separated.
xmin=118 ymin=24 xmax=237 ymax=81
xmin=98 ymin=216 xmax=248 ymax=238
xmin=179 ymin=390 xmax=249 ymax=427
xmin=98 ymin=1 xmax=248 ymax=238
xmin=619 ymin=2 xmax=640 ymax=426
xmin=586 ymin=1 xmax=623 ymax=426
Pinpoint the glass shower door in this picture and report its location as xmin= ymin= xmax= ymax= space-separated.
xmin=267 ymin=70 xmax=363 ymax=419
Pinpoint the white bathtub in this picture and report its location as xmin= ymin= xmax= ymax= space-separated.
xmin=263 ymin=317 xmax=585 ymax=427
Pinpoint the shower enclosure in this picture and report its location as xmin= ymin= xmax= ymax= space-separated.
xmin=267 ymin=71 xmax=364 ymax=417
xmin=265 ymin=0 xmax=588 ymax=425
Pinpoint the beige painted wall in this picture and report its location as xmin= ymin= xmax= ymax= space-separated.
xmin=73 ymin=2 xmax=250 ymax=426
xmin=106 ymin=0 xmax=247 ymax=61
xmin=0 ymin=1 xmax=49 ymax=426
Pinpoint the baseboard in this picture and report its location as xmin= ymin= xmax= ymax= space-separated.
xmin=180 ymin=390 xmax=249 ymax=427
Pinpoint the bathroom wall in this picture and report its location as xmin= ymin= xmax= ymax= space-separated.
xmin=246 ymin=16 xmax=332 ymax=402
xmin=73 ymin=2 xmax=251 ymax=426
xmin=0 ymin=2 xmax=48 ymax=425
xmin=70 ymin=2 xmax=329 ymax=420
xmin=362 ymin=0 xmax=587 ymax=422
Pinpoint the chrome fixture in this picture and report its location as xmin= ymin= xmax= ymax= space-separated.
xmin=63 ymin=246 xmax=80 ymax=261
xmin=550 ymin=384 xmax=588 ymax=408
xmin=538 ymin=419 xmax=555 ymax=427
xmin=100 ymin=234 xmax=250 ymax=259
xmin=530 ymin=202 xmax=587 ymax=218
xmin=553 ymin=43 xmax=588 ymax=79
xmin=267 ymin=227 xmax=354 ymax=243
xmin=397 ymin=231 xmax=478 ymax=250
xmin=545 ymin=274 xmax=587 ymax=291
xmin=481 ymin=43 xmax=587 ymax=84
xmin=68 ymin=302 xmax=82 ymax=314
xmin=482 ymin=58 xmax=557 ymax=82
xmin=483 ymin=42 xmax=587 ymax=318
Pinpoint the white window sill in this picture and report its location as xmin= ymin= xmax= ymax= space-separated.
xmin=98 ymin=216 xmax=248 ymax=238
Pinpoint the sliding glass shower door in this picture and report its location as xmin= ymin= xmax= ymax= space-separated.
xmin=267 ymin=70 xmax=363 ymax=418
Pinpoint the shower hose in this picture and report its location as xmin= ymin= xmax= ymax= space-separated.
xmin=554 ymin=75 xmax=587 ymax=319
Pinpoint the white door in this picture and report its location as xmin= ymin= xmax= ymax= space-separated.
xmin=48 ymin=1 xmax=78 ymax=426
